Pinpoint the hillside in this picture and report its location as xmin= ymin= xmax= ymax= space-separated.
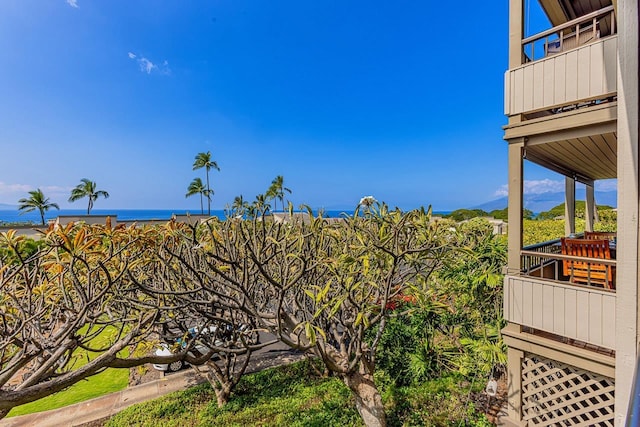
xmin=475 ymin=190 xmax=617 ymax=213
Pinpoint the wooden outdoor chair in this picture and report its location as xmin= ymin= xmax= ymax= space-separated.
xmin=561 ymin=238 xmax=613 ymax=289
xmin=584 ymin=231 xmax=617 ymax=241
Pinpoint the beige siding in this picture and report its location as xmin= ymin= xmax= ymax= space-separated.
xmin=505 ymin=36 xmax=618 ymax=116
xmin=504 ymin=275 xmax=616 ymax=350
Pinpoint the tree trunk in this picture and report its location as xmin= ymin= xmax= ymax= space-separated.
xmin=206 ymin=172 xmax=211 ymax=216
xmin=342 ymin=370 xmax=386 ymax=427
xmin=214 ymin=383 xmax=231 ymax=407
xmin=205 ymin=369 xmax=232 ymax=408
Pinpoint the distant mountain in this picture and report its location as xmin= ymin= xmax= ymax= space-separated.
xmin=0 ymin=203 xmax=17 ymax=209
xmin=474 ymin=190 xmax=617 ymax=214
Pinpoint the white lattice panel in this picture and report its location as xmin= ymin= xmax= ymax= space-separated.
xmin=522 ymin=354 xmax=614 ymax=426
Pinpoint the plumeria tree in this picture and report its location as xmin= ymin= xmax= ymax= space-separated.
xmin=0 ymin=223 xmax=214 ymax=419
xmin=129 ymin=219 xmax=275 ymax=406
xmin=0 ymin=203 xmax=461 ymax=427
xmin=151 ymin=203 xmax=454 ymax=426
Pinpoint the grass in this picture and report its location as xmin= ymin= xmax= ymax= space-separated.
xmin=7 ymin=325 xmax=131 ymax=418
xmin=106 ymin=360 xmax=492 ymax=427
xmin=8 ymin=368 xmax=129 ymax=417
xmin=107 ymin=360 xmax=361 ymax=427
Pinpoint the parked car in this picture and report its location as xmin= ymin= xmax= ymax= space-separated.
xmin=152 ymin=322 xmax=259 ymax=372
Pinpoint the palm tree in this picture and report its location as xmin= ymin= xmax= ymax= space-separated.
xmin=253 ymin=193 xmax=271 ymax=217
xmin=268 ymin=175 xmax=292 ymax=212
xmin=185 ymin=178 xmax=211 ymax=215
xmin=231 ymin=195 xmax=249 ymax=217
xmin=18 ymin=189 xmax=60 ymax=225
xmin=193 ymin=151 xmax=220 ymax=215
xmin=68 ymin=179 xmax=110 ymax=215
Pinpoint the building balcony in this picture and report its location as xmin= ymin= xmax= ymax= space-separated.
xmin=505 ymin=5 xmax=617 ymax=119
xmin=504 ymin=238 xmax=616 ymax=351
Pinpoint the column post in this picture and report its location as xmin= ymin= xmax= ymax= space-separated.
xmin=616 ymin=0 xmax=639 ymax=423
xmin=585 ymin=182 xmax=595 ymax=232
xmin=564 ymin=177 xmax=576 ymax=236
xmin=507 ymin=341 xmax=524 ymax=424
xmin=508 ymin=139 xmax=524 ymax=275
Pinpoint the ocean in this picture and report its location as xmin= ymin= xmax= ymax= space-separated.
xmin=0 ymin=209 xmax=358 ymax=224
xmin=1 ymin=207 xmax=452 ymax=225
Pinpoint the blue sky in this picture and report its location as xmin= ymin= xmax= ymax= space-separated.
xmin=0 ymin=0 xmax=616 ymax=212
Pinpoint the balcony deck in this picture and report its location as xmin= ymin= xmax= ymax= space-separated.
xmin=504 ymin=238 xmax=616 ymax=351
xmin=505 ymin=5 xmax=617 ymax=118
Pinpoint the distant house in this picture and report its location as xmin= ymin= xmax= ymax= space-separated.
xmin=270 ymin=212 xmax=344 ymax=225
xmin=271 ymin=212 xmax=312 ymax=225
xmin=458 ymin=217 xmax=507 ymax=235
xmin=486 ymin=218 xmax=507 ymax=235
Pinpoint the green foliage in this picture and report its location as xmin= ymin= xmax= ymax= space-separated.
xmin=489 ymin=207 xmax=533 ymax=220
xmin=8 ymin=368 xmax=128 ymax=417
xmin=523 ymin=219 xmax=568 ymax=246
xmin=488 ymin=208 xmax=508 ymax=220
xmin=444 ymin=209 xmax=488 ymax=221
xmin=2 ymin=206 xmax=509 ymax=424
xmin=523 ymin=215 xmax=617 ymax=246
xmin=596 ymin=209 xmax=617 ymax=232
xmin=536 ymin=201 xmax=614 ymax=220
xmin=192 ymin=151 xmax=220 ymax=216
xmin=0 ymin=232 xmax=45 ymax=265
xmin=68 ymin=178 xmax=110 ymax=215
xmin=266 ymin=175 xmax=292 ymax=212
xmin=7 ymin=325 xmax=131 ymax=417
xmin=106 ymin=360 xmax=361 ymax=427
xmin=374 ymin=218 xmax=507 ymax=388
xmin=382 ymin=375 xmax=493 ymax=427
xmin=106 ymin=360 xmax=491 ymax=427
xmin=374 ymin=307 xmax=447 ymax=386
xmin=0 ymin=221 xmax=38 ymax=226
xmin=17 ymin=189 xmax=59 ymax=225
xmin=185 ymin=177 xmax=210 ymax=215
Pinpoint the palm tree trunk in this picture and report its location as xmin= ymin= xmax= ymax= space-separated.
xmin=39 ymin=208 xmax=45 ymax=225
xmin=206 ymin=170 xmax=211 ymax=216
xmin=200 ymin=193 xmax=204 ymax=215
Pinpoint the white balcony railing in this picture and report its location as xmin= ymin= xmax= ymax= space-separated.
xmin=504 ymin=274 xmax=616 ymax=350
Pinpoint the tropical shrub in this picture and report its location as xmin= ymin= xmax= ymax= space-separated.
xmin=374 ymin=218 xmax=507 ymax=392
xmin=445 ymin=209 xmax=488 ymax=221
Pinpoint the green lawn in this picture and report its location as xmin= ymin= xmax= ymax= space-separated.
xmin=8 ymin=368 xmax=129 ymax=417
xmin=105 ymin=360 xmax=492 ymax=427
xmin=107 ymin=360 xmax=361 ymax=427
xmin=7 ymin=325 xmax=131 ymax=417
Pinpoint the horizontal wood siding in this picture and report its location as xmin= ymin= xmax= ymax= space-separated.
xmin=505 ymin=36 xmax=617 ymax=115
xmin=504 ymin=275 xmax=616 ymax=349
